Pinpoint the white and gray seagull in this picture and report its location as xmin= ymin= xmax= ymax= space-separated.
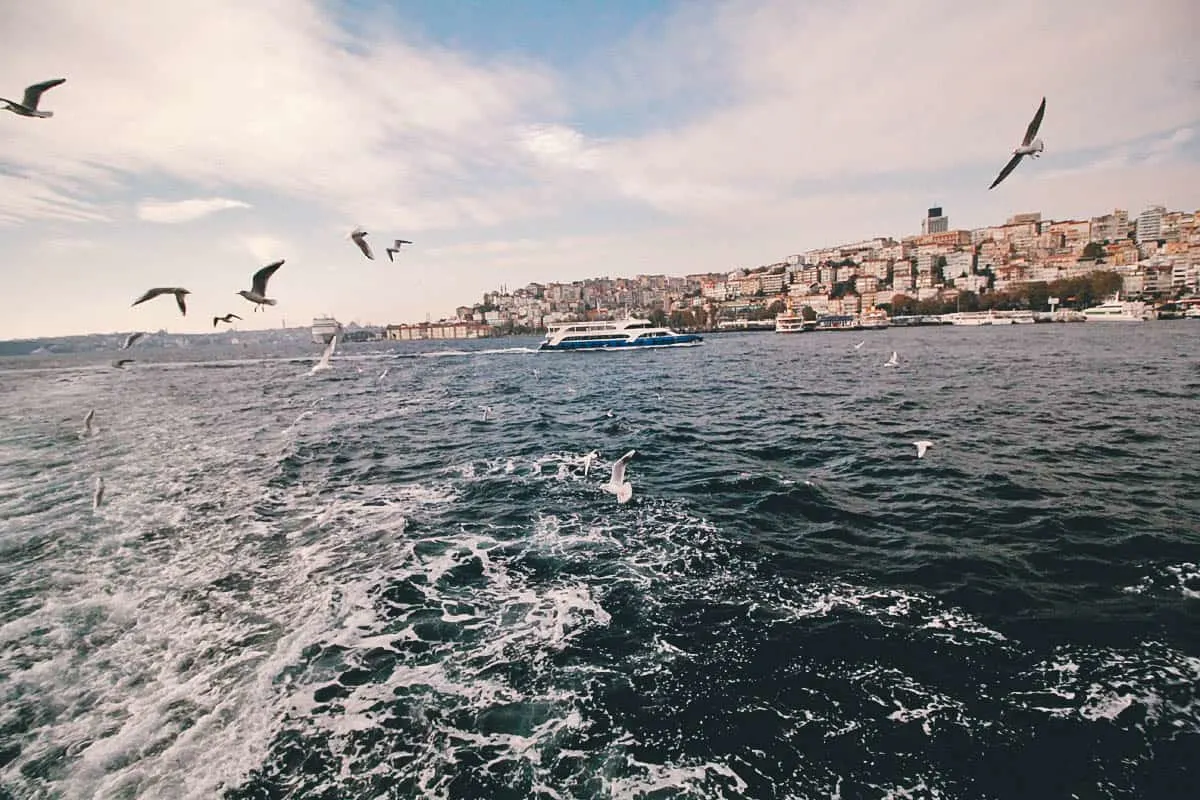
xmin=309 ymin=332 xmax=338 ymax=374
xmin=350 ymin=228 xmax=374 ymax=260
xmin=81 ymin=409 xmax=96 ymax=438
xmin=132 ymin=287 xmax=190 ymax=316
xmin=913 ymin=440 xmax=933 ymax=459
xmin=884 ymin=351 xmax=899 ymax=367
xmin=92 ymin=476 xmax=105 ymax=510
xmin=603 ymin=450 xmax=637 ymax=504
xmin=386 ymin=239 xmax=413 ymax=261
xmin=238 ymin=260 xmax=284 ymax=311
xmin=120 ymin=331 xmax=145 ymax=350
xmin=0 ymin=78 xmax=66 ymax=118
xmin=988 ymin=96 xmax=1046 ymax=190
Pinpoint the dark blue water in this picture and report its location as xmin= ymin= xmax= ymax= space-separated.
xmin=1 ymin=324 xmax=1198 ymax=799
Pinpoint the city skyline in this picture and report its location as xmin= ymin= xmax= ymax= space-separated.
xmin=2 ymin=0 xmax=1198 ymax=339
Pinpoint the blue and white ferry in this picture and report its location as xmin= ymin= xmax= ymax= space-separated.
xmin=538 ymin=318 xmax=704 ymax=351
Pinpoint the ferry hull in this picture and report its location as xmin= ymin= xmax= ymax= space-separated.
xmin=539 ymin=334 xmax=703 ymax=351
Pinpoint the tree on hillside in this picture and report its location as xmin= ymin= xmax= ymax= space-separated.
xmin=1025 ymin=281 xmax=1050 ymax=311
xmin=800 ymin=305 xmax=817 ymax=321
xmin=889 ymin=293 xmax=917 ymax=315
xmin=1081 ymin=241 xmax=1106 ymax=260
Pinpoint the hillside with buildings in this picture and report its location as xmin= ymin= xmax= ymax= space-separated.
xmin=421 ymin=204 xmax=1199 ymax=334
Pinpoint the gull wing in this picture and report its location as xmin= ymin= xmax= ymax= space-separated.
xmin=610 ymin=450 xmax=636 ymax=485
xmin=175 ymin=291 xmax=188 ymax=316
xmin=251 ymin=260 xmax=284 ymax=295
xmin=212 ymin=317 xmax=220 ymax=328
xmin=229 ymin=313 xmax=242 ymax=321
xmin=131 ymin=287 xmax=171 ymax=306
xmin=22 ymin=78 xmax=65 ymax=110
xmin=1022 ymin=97 xmax=1046 ymax=146
xmin=354 ymin=234 xmax=374 ymax=260
xmin=394 ymin=240 xmax=412 ymax=246
xmin=988 ymin=152 xmax=1024 ymax=190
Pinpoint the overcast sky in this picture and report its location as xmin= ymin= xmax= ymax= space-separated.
xmin=2 ymin=0 xmax=1198 ymax=338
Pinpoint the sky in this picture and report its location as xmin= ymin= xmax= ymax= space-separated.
xmin=1 ymin=0 xmax=1198 ymax=339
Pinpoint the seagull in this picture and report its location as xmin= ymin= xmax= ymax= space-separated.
xmin=131 ymin=287 xmax=190 ymax=316
xmin=92 ymin=477 xmax=105 ymax=510
xmin=988 ymin=97 xmax=1046 ymax=190
xmin=120 ymin=331 xmax=145 ymax=350
xmin=112 ymin=358 xmax=134 ymax=369
xmin=82 ymin=409 xmax=95 ymax=438
xmin=238 ymin=260 xmax=284 ymax=311
xmin=580 ymin=449 xmax=599 ymax=478
xmin=480 ymin=406 xmax=493 ymax=422
xmin=309 ymin=333 xmax=338 ymax=374
xmin=603 ymin=450 xmax=636 ymax=504
xmin=854 ymin=340 xmax=865 ymax=350
xmin=213 ymin=313 xmax=242 ymax=327
xmin=0 ymin=78 xmax=66 ymax=118
xmin=378 ymin=367 xmax=390 ymax=381
xmin=386 ymin=239 xmax=413 ymax=262
xmin=913 ymin=441 xmax=933 ymax=459
xmin=350 ymin=228 xmax=374 ymax=260
xmin=884 ymin=351 xmax=899 ymax=367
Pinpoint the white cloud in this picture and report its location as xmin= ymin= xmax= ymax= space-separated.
xmin=0 ymin=0 xmax=560 ymax=231
xmin=136 ymin=197 xmax=251 ymax=224
xmin=557 ymin=0 xmax=1200 ymax=216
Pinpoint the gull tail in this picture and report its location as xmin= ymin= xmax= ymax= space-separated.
xmin=262 ymin=298 xmax=278 ymax=306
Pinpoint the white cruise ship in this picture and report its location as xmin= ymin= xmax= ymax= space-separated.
xmin=311 ymin=316 xmax=342 ymax=344
xmin=1081 ymin=294 xmax=1151 ymax=322
xmin=774 ymin=311 xmax=814 ymax=333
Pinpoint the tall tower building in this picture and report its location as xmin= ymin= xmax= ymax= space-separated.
xmin=922 ymin=206 xmax=949 ymax=234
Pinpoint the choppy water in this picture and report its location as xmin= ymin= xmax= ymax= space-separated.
xmin=2 ymin=324 xmax=1199 ymax=800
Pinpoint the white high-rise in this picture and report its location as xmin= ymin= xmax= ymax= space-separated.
xmin=1135 ymin=205 xmax=1165 ymax=243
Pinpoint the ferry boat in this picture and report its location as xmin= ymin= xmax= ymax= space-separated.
xmin=311 ymin=316 xmax=342 ymax=344
xmin=774 ymin=311 xmax=815 ymax=333
xmin=1082 ymin=294 xmax=1151 ymax=322
xmin=858 ymin=308 xmax=891 ymax=329
xmin=949 ymin=310 xmax=1004 ymax=326
xmin=814 ymin=314 xmax=861 ymax=332
xmin=538 ymin=318 xmax=703 ymax=351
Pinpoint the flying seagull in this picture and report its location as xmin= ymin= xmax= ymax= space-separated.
xmin=213 ymin=313 xmax=242 ymax=327
xmin=309 ymin=333 xmax=338 ymax=374
xmin=884 ymin=351 xmax=899 ymax=367
xmin=238 ymin=260 xmax=284 ymax=311
xmin=988 ymin=97 xmax=1046 ymax=190
xmin=603 ymin=450 xmax=636 ymax=504
xmin=93 ymin=476 xmax=105 ymax=510
xmin=350 ymin=228 xmax=374 ymax=260
xmin=0 ymin=78 xmax=66 ymax=118
xmin=120 ymin=331 xmax=145 ymax=350
xmin=386 ymin=240 xmax=413 ymax=262
xmin=913 ymin=440 xmax=933 ymax=459
xmin=854 ymin=340 xmax=865 ymax=350
xmin=132 ymin=287 xmax=190 ymax=316
xmin=480 ymin=406 xmax=493 ymax=422
xmin=82 ymin=409 xmax=96 ymax=438
xmin=112 ymin=358 xmax=134 ymax=369
xmin=580 ymin=449 xmax=599 ymax=478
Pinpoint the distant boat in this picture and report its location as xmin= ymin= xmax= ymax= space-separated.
xmin=814 ymin=314 xmax=861 ymax=332
xmin=775 ymin=311 xmax=815 ymax=333
xmin=1081 ymin=293 xmax=1151 ymax=322
xmin=538 ymin=318 xmax=702 ymax=351
xmin=311 ymin=316 xmax=342 ymax=344
xmin=858 ymin=308 xmax=891 ymax=329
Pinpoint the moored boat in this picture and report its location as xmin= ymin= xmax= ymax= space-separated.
xmin=775 ymin=311 xmax=815 ymax=333
xmin=1082 ymin=293 xmax=1151 ymax=322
